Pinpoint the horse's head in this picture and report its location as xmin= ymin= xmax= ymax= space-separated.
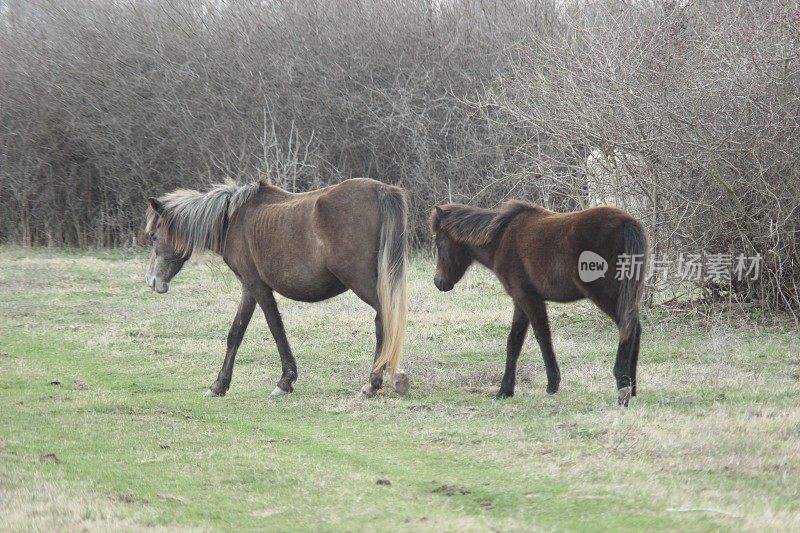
xmin=429 ymin=205 xmax=473 ymax=292
xmin=144 ymin=198 xmax=188 ymax=294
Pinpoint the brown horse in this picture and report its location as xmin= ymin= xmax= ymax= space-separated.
xmin=430 ymin=201 xmax=647 ymax=405
xmin=144 ymin=177 xmax=409 ymax=398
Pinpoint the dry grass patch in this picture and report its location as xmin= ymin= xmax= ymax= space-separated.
xmin=1 ymin=248 xmax=798 ymax=530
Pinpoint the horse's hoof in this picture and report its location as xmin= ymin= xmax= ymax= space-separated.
xmin=392 ymin=369 xmax=410 ymax=396
xmin=494 ymin=391 xmax=512 ymax=400
xmin=618 ymin=386 xmax=632 ymax=407
xmin=270 ymin=386 xmax=290 ymax=398
xmin=361 ymin=383 xmax=377 ymax=398
xmin=204 ymin=389 xmax=223 ymax=397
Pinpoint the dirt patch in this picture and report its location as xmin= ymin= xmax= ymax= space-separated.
xmin=37 ymin=453 xmax=60 ymax=464
xmin=157 ymin=493 xmax=185 ymax=503
xmin=109 ymin=494 xmax=148 ymax=505
xmin=431 ymin=482 xmax=470 ymax=496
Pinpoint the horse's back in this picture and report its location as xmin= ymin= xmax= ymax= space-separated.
xmin=224 ymin=184 xmax=339 ymax=301
xmin=497 ymin=205 xmax=637 ymax=302
xmin=223 ymin=178 xmax=387 ymax=302
xmin=496 ymin=210 xmax=583 ymax=301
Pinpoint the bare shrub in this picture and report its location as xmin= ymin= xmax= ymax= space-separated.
xmin=487 ymin=0 xmax=800 ymax=314
xmin=0 ymin=0 xmax=797 ymax=313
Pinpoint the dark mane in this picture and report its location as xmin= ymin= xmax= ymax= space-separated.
xmin=430 ymin=200 xmax=534 ymax=246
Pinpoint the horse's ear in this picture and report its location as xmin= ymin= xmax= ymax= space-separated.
xmin=148 ymin=198 xmax=164 ymax=215
xmin=429 ymin=205 xmax=445 ymax=233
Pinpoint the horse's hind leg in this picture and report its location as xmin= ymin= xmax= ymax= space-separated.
xmin=341 ymin=277 xmax=406 ymax=397
xmin=600 ymin=291 xmax=640 ymax=405
xmin=629 ymin=319 xmax=642 ymax=397
xmin=253 ymin=285 xmax=298 ymax=396
xmin=613 ymin=323 xmax=640 ymax=406
xmin=573 ymin=279 xmax=638 ymax=405
xmin=365 ymin=312 xmax=385 ymax=396
xmin=362 ymin=312 xmax=409 ymax=396
xmin=205 ymin=288 xmax=257 ymax=397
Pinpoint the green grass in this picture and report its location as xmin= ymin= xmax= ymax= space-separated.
xmin=1 ymin=247 xmax=799 ymax=531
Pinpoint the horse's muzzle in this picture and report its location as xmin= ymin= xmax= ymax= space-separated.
xmin=145 ymin=274 xmax=170 ymax=294
xmin=434 ymin=277 xmax=454 ymax=292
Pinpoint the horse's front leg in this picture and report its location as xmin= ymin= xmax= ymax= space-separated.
xmin=522 ymin=296 xmax=561 ymax=394
xmin=254 ymin=286 xmax=298 ymax=397
xmin=496 ymin=306 xmax=529 ymax=399
xmin=205 ymin=288 xmax=257 ymax=397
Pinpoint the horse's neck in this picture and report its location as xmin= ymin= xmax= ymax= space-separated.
xmin=468 ymin=242 xmax=496 ymax=269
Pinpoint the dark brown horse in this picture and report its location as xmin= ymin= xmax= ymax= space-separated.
xmin=430 ymin=201 xmax=647 ymax=405
xmin=144 ymin=177 xmax=409 ymax=398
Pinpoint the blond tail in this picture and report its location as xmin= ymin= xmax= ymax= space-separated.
xmin=373 ymin=185 xmax=408 ymax=377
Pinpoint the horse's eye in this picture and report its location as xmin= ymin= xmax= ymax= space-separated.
xmin=148 ymin=232 xmax=157 ymax=242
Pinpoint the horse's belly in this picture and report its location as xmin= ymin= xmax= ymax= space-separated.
xmin=544 ymin=287 xmax=584 ymax=303
xmin=268 ymin=270 xmax=347 ymax=303
xmin=532 ymin=270 xmax=585 ymax=302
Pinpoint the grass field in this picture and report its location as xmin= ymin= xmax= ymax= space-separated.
xmin=1 ymin=247 xmax=799 ymax=531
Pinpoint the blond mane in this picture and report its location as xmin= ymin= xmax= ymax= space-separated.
xmin=145 ymin=181 xmax=259 ymax=255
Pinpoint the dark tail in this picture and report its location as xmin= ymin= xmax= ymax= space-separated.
xmin=373 ymin=185 xmax=408 ymax=377
xmin=617 ymin=219 xmax=648 ymax=341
